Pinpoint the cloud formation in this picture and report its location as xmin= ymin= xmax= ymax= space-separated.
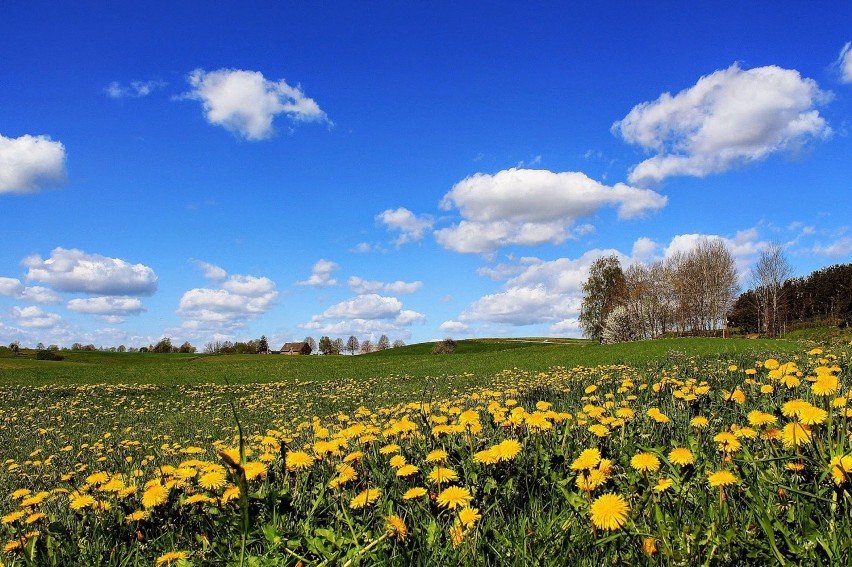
xmin=296 ymin=260 xmax=339 ymax=287
xmin=11 ymin=306 xmax=63 ymax=329
xmin=302 ymin=293 xmax=425 ymax=337
xmin=66 ymin=296 xmax=145 ymax=324
xmin=435 ymin=168 xmax=666 ymax=253
xmin=184 ymin=68 xmax=328 ymax=140
xmin=0 ymin=133 xmax=67 ymax=194
xmin=23 ymin=248 xmax=158 ymax=296
xmin=377 ymin=208 xmax=434 ymax=246
xmin=178 ymin=274 xmax=278 ymax=326
xmin=839 ymin=43 xmax=852 ymax=84
xmin=0 ymin=277 xmax=61 ymax=304
xmin=348 ymin=276 xmax=422 ymax=295
xmin=614 ymin=64 xmax=831 ymax=184
xmin=105 ymin=80 xmax=166 ymax=98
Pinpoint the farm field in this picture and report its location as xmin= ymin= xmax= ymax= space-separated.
xmin=1 ymin=337 xmax=850 ymax=565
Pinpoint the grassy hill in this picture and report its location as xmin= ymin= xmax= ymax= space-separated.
xmin=0 ymin=336 xmax=803 ymax=386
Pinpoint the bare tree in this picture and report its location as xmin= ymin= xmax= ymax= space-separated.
xmin=751 ymin=243 xmax=792 ymax=337
xmin=345 ymin=335 xmax=360 ymax=355
xmin=360 ymin=339 xmax=373 ymax=354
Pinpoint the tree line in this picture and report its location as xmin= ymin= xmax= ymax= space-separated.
xmin=580 ymin=238 xmax=739 ymax=343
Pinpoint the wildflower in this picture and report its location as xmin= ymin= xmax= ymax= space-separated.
xmin=781 ymin=422 xmax=812 ymax=448
xmin=747 ymin=411 xmax=777 ymax=427
xmin=588 ymin=424 xmax=609 ymax=437
xmin=713 ymin=432 xmax=742 ymax=453
xmin=198 ymin=470 xmax=227 ymax=491
xmin=243 ymin=461 xmax=266 ymax=481
xmin=653 ymin=478 xmax=673 ymax=492
xmin=69 ymin=494 xmax=96 ymax=511
xmin=285 ymin=451 xmax=315 ymax=471
xmin=425 ymin=449 xmax=448 ymax=463
xmin=690 ymin=416 xmax=709 ymax=428
xmin=142 ymin=483 xmax=169 ymax=509
xmin=349 ymin=488 xmax=381 ymax=510
xmin=571 ymin=448 xmax=602 ymax=471
xmin=437 ymin=486 xmax=473 ymax=509
xmin=449 ymin=521 xmax=465 ymax=546
xmin=402 ymin=487 xmax=427 ymax=500
xmin=125 ymin=510 xmax=147 ymax=523
xmin=156 ymin=551 xmax=190 ymax=565
xmin=1 ymin=511 xmax=24 ymax=525
xmin=385 ymin=514 xmax=408 ymax=540
xmin=474 ymin=448 xmax=499 ymax=465
xmin=707 ymin=470 xmax=738 ymax=487
xmin=396 ymin=464 xmax=418 ymax=477
xmin=630 ymin=452 xmax=660 ymax=473
xmin=525 ymin=412 xmax=553 ymax=431
xmin=829 ymin=455 xmax=852 ymax=485
xmin=494 ymin=439 xmax=522 ymax=461
xmin=379 ymin=444 xmax=400 ymax=455
xmin=428 ymin=466 xmax=459 ymax=484
xmin=589 ymin=493 xmax=629 ymax=531
xmin=812 ymin=374 xmax=839 ymax=396
xmin=458 ymin=507 xmax=482 ymax=528
xmin=797 ymin=405 xmax=828 ymax=425
xmin=667 ymin=447 xmax=694 ymax=467
xmin=643 ymin=536 xmax=657 ymax=555
xmin=221 ymin=486 xmax=240 ymax=504
xmin=389 ymin=455 xmax=407 ymax=468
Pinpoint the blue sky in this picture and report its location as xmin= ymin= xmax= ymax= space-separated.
xmin=2 ymin=2 xmax=852 ymax=349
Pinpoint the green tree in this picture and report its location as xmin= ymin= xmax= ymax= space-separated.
xmin=258 ymin=335 xmax=270 ymax=354
xmin=579 ymin=255 xmax=626 ymax=343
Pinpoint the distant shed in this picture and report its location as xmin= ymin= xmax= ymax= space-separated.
xmin=280 ymin=342 xmax=312 ymax=355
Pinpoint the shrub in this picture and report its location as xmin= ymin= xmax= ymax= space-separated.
xmin=36 ymin=349 xmax=64 ymax=361
xmin=432 ymin=338 xmax=457 ymax=354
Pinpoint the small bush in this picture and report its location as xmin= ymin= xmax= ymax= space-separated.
xmin=36 ymin=349 xmax=64 ymax=361
xmin=431 ymin=338 xmax=457 ymax=354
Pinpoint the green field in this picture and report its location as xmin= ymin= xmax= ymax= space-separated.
xmin=1 ymin=336 xmax=849 ymax=566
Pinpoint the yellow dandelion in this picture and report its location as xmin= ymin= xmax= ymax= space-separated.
xmin=1 ymin=511 xmax=24 ymax=525
xmin=385 ymin=514 xmax=408 ymax=540
xmin=141 ymin=483 xmax=168 ymax=509
xmin=653 ymin=478 xmax=673 ymax=492
xmin=243 ymin=461 xmax=266 ymax=481
xmin=829 ymin=455 xmax=852 ymax=486
xmin=495 ymin=439 xmax=522 ymax=461
xmin=812 ymin=374 xmax=839 ymax=396
xmin=797 ymin=405 xmax=828 ymax=425
xmin=690 ymin=416 xmax=709 ymax=428
xmin=707 ymin=470 xmax=738 ymax=487
xmin=425 ymin=449 xmax=448 ymax=463
xmin=198 ymin=470 xmax=227 ymax=491
xmin=156 ymin=551 xmax=189 ymax=565
xmin=349 ymin=488 xmax=381 ymax=510
xmin=389 ymin=454 xmax=407 ymax=468
xmin=781 ymin=422 xmax=813 ymax=447
xmin=667 ymin=447 xmax=694 ymax=467
xmin=125 ymin=510 xmax=147 ymax=523
xmin=428 ymin=466 xmax=459 ymax=484
xmin=589 ymin=493 xmax=629 ymax=531
xmin=221 ymin=485 xmax=240 ymax=504
xmin=458 ymin=506 xmax=482 ymax=528
xmin=630 ymin=452 xmax=660 ymax=473
xmin=69 ymin=494 xmax=96 ymax=511
xmin=402 ymin=487 xmax=427 ymax=500
xmin=474 ymin=447 xmax=500 ymax=465
xmin=285 ymin=451 xmax=315 ymax=472
xmin=396 ymin=464 xmax=419 ymax=477
xmin=571 ymin=448 xmax=602 ymax=471
xmin=436 ymin=486 xmax=473 ymax=509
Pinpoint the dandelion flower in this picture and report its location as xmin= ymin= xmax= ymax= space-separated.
xmin=349 ymin=488 xmax=381 ymax=510
xmin=690 ymin=416 xmax=709 ymax=428
xmin=653 ymin=478 xmax=673 ymax=492
xmin=707 ymin=470 xmax=738 ymax=487
xmin=428 ymin=466 xmax=459 ymax=484
xmin=474 ymin=447 xmax=500 ymax=465
xmin=797 ymin=405 xmax=828 ymax=425
xmin=125 ymin=510 xmax=147 ymax=523
xmin=198 ymin=470 xmax=227 ymax=491
xmin=389 ymin=455 xmax=407 ymax=469
xmin=142 ymin=483 xmax=169 ymax=509
xmin=396 ymin=464 xmax=418 ymax=477
xmin=69 ymin=494 xmax=96 ymax=511
xmin=812 ymin=375 xmax=839 ymax=396
xmin=243 ymin=461 xmax=266 ymax=481
xmin=829 ymin=455 xmax=852 ymax=486
xmin=425 ymin=449 xmax=448 ymax=463
xmin=285 ymin=451 xmax=315 ymax=472
xmin=667 ymin=447 xmax=694 ymax=467
xmin=156 ymin=551 xmax=189 ymax=565
xmin=458 ymin=506 xmax=482 ymax=528
xmin=589 ymin=493 xmax=629 ymax=531
xmin=402 ymin=487 xmax=427 ymax=500
xmin=781 ymin=422 xmax=812 ymax=447
xmin=571 ymin=448 xmax=602 ymax=471
xmin=1 ymin=511 xmax=25 ymax=525
xmin=630 ymin=452 xmax=660 ymax=473
xmin=494 ymin=439 xmax=522 ymax=461
xmin=385 ymin=514 xmax=408 ymax=540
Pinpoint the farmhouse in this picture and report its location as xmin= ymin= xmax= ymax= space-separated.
xmin=280 ymin=342 xmax=312 ymax=355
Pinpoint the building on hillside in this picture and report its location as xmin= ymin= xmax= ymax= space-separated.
xmin=280 ymin=342 xmax=312 ymax=355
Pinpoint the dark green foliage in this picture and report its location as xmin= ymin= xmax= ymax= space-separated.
xmin=36 ymin=349 xmax=63 ymax=361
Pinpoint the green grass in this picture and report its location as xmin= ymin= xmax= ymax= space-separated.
xmin=0 ymin=337 xmax=802 ymax=387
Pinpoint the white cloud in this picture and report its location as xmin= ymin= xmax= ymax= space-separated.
xmin=66 ymin=297 xmax=145 ymax=322
xmin=296 ymin=259 xmax=339 ymax=287
xmin=435 ymin=168 xmax=666 ymax=253
xmin=0 ymin=277 xmax=62 ymax=304
xmin=183 ymin=68 xmax=328 ymax=140
xmin=11 ymin=306 xmax=63 ymax=329
xmin=838 ymin=43 xmax=852 ymax=84
xmin=812 ymin=237 xmax=852 ymax=257
xmin=23 ymin=248 xmax=158 ymax=296
xmin=439 ymin=320 xmax=470 ymax=334
xmin=348 ymin=276 xmax=422 ymax=295
xmin=377 ymin=208 xmax=434 ymax=246
xmin=0 ymin=277 xmax=24 ymax=297
xmin=614 ymin=64 xmax=831 ymax=184
xmin=0 ymin=133 xmax=67 ymax=194
xmin=632 ymin=237 xmax=659 ymax=260
xmin=302 ymin=294 xmax=425 ymax=336
xmin=192 ymin=260 xmax=227 ymax=280
xmin=177 ymin=274 xmax=278 ymax=327
xmin=460 ymin=285 xmax=580 ymax=326
xmin=105 ymin=80 xmax=166 ymax=98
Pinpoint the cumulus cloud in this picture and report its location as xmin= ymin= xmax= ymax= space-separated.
xmin=812 ymin=237 xmax=852 ymax=257
xmin=435 ymin=168 xmax=666 ymax=253
xmin=348 ymin=276 xmax=422 ymax=295
xmin=0 ymin=277 xmax=62 ymax=304
xmin=192 ymin=260 xmax=227 ymax=280
xmin=183 ymin=68 xmax=328 ymax=140
xmin=838 ymin=43 xmax=852 ymax=84
xmin=105 ymin=80 xmax=166 ymax=99
xmin=439 ymin=320 xmax=469 ymax=334
xmin=178 ymin=274 xmax=278 ymax=326
xmin=23 ymin=248 xmax=158 ymax=296
xmin=0 ymin=133 xmax=67 ymax=194
xmin=66 ymin=296 xmax=145 ymax=323
xmin=302 ymin=294 xmax=425 ymax=336
xmin=614 ymin=64 xmax=831 ymax=184
xmin=11 ymin=306 xmax=63 ymax=329
xmin=296 ymin=259 xmax=339 ymax=287
xmin=377 ymin=208 xmax=434 ymax=246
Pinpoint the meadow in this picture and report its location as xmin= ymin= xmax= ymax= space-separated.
xmin=1 ymin=337 xmax=850 ymax=565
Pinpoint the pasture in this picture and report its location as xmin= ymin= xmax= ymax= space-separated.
xmin=1 ymin=337 xmax=849 ymax=566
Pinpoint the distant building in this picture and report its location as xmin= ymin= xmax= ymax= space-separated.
xmin=280 ymin=342 xmax=312 ymax=355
